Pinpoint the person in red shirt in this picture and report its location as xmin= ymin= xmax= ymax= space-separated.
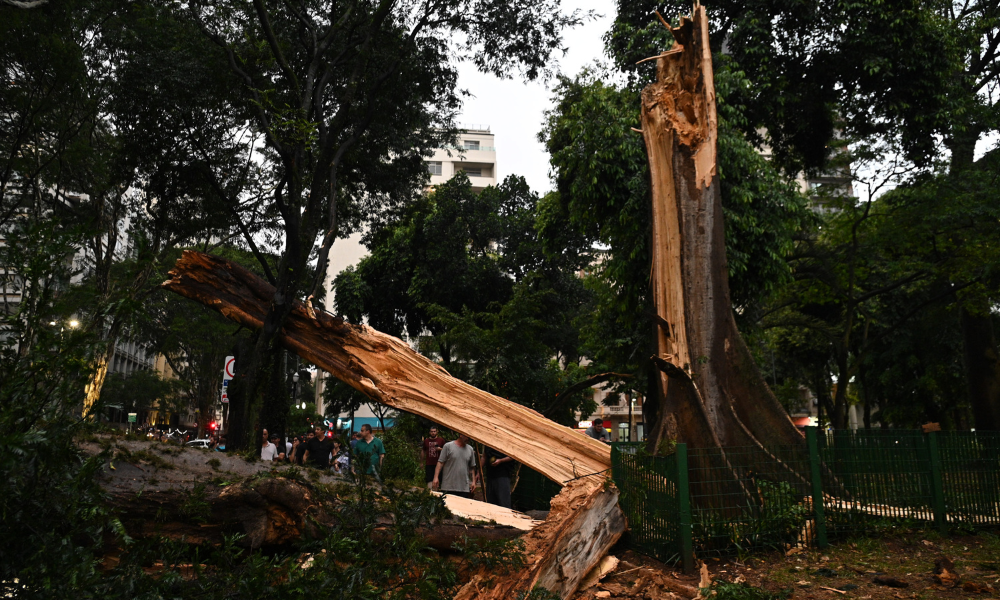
xmin=421 ymin=426 xmax=446 ymax=489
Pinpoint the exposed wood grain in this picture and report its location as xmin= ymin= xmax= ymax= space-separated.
xmin=455 ymin=478 xmax=625 ymax=600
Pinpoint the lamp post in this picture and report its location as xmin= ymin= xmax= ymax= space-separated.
xmin=292 ymin=371 xmax=300 ymax=407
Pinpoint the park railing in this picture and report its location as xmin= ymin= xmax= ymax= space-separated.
xmin=611 ymin=428 xmax=1000 ymax=569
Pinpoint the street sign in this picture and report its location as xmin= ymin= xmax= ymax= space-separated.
xmin=221 ymin=391 xmax=229 ymax=404
xmin=223 ymin=379 xmax=229 ymax=388
xmin=127 ymin=413 xmax=137 ymax=423
xmin=223 ymin=356 xmax=236 ymax=381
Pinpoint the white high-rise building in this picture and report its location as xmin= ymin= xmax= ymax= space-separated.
xmin=425 ymin=126 xmax=497 ymax=192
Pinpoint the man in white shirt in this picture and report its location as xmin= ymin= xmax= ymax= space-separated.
xmin=260 ymin=428 xmax=278 ymax=461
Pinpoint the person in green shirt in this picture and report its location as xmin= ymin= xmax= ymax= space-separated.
xmin=353 ymin=423 xmax=386 ymax=480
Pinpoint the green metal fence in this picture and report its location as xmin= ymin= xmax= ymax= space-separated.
xmin=611 ymin=429 xmax=1000 ymax=568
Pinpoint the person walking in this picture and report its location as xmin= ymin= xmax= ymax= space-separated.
xmin=303 ymin=425 xmax=335 ymax=469
xmin=353 ymin=424 xmax=386 ymax=480
xmin=431 ymin=434 xmax=477 ymax=499
xmin=421 ymin=426 xmax=446 ymax=489
xmin=484 ymin=446 xmax=515 ymax=508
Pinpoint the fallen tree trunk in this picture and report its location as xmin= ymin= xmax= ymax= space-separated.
xmin=164 ymin=251 xmax=608 ymax=486
xmin=163 ymin=251 xmax=624 ymax=599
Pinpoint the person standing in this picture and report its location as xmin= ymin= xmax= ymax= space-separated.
xmin=432 ymin=434 xmax=477 ymax=499
xmin=484 ymin=447 xmax=515 ymax=508
xmin=260 ymin=429 xmax=278 ymax=461
xmin=421 ymin=426 xmax=446 ymax=489
xmin=353 ymin=424 xmax=386 ymax=480
xmin=270 ymin=434 xmax=287 ymax=461
xmin=295 ymin=431 xmax=314 ymax=464
xmin=584 ymin=420 xmax=609 ymax=443
xmin=303 ymin=425 xmax=335 ymax=469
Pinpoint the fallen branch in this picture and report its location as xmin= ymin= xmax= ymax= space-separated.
xmin=163 ymin=251 xmax=626 ymax=599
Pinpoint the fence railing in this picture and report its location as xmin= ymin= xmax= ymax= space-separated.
xmin=611 ymin=428 xmax=1000 ymax=569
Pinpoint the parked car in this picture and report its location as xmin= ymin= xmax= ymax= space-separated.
xmin=185 ymin=439 xmax=213 ymax=449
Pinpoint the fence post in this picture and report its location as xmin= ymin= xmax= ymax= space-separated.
xmin=925 ymin=431 xmax=947 ymax=533
xmin=806 ymin=427 xmax=829 ymax=548
xmin=676 ymin=443 xmax=694 ymax=574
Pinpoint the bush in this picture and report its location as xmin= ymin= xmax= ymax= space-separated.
xmin=380 ymin=422 xmax=424 ymax=484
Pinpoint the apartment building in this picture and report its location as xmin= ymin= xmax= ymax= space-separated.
xmin=425 ymin=125 xmax=497 ymax=193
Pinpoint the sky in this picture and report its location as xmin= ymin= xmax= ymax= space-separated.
xmin=454 ymin=0 xmax=615 ymax=195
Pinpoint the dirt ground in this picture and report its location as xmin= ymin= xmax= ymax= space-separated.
xmin=572 ymin=533 xmax=1000 ymax=600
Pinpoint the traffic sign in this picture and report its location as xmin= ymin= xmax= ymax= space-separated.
xmin=127 ymin=413 xmax=137 ymax=423
xmin=223 ymin=356 xmax=236 ymax=381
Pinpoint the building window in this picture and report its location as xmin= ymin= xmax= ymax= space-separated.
xmin=618 ymin=422 xmax=630 ymax=442
xmin=462 ymin=167 xmax=482 ymax=177
xmin=463 ymin=140 xmax=480 ymax=150
xmin=427 ymin=161 xmax=442 ymax=176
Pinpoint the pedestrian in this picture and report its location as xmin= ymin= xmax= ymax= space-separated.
xmin=484 ymin=446 xmax=515 ymax=508
xmin=331 ymin=440 xmax=348 ymax=474
xmin=350 ymin=431 xmax=361 ymax=450
xmin=290 ymin=436 xmax=300 ymax=462
xmin=302 ymin=425 xmax=335 ymax=469
xmin=431 ymin=434 xmax=478 ymax=499
xmin=353 ymin=424 xmax=386 ymax=480
xmin=295 ymin=431 xmax=314 ymax=464
xmin=270 ymin=435 xmax=287 ymax=461
xmin=285 ymin=436 xmax=293 ymax=458
xmin=421 ymin=426 xmax=446 ymax=489
xmin=216 ymin=436 xmax=227 ymax=451
xmin=584 ymin=420 xmax=609 ymax=443
xmin=261 ymin=429 xmax=278 ymax=461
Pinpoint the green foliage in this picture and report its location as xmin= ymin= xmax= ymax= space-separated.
xmin=454 ymin=537 xmax=527 ymax=573
xmin=179 ymin=483 xmax=212 ymax=524
xmin=335 ymin=174 xmax=598 ymax=422
xmin=98 ymin=370 xmax=183 ymax=422
xmin=379 ymin=424 xmax=424 ymax=485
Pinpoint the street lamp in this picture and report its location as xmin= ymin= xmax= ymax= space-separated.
xmin=69 ymin=320 xmax=79 ymax=328
xmin=292 ymin=371 xmax=299 ymax=408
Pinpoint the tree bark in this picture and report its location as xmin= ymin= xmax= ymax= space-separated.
xmin=960 ymin=304 xmax=1000 ymax=431
xmin=163 ymin=250 xmax=624 ymax=599
xmin=639 ymin=4 xmax=805 ymax=453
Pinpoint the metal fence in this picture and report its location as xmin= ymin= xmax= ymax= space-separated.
xmin=611 ymin=428 xmax=1000 ymax=570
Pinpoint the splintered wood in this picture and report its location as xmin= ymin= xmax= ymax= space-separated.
xmin=163 ymin=251 xmax=625 ymax=599
xmin=640 ymin=2 xmax=805 ymax=452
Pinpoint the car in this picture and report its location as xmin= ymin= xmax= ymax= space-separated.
xmin=185 ymin=439 xmax=213 ymax=449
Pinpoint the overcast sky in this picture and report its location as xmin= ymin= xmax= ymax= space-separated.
xmin=455 ymin=0 xmax=614 ymax=195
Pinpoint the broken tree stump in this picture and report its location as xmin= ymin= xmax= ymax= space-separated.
xmin=163 ymin=251 xmax=625 ymax=599
xmin=640 ymin=2 xmax=805 ymax=453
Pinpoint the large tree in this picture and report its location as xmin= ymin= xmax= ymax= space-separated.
xmin=184 ymin=0 xmax=585 ymax=450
